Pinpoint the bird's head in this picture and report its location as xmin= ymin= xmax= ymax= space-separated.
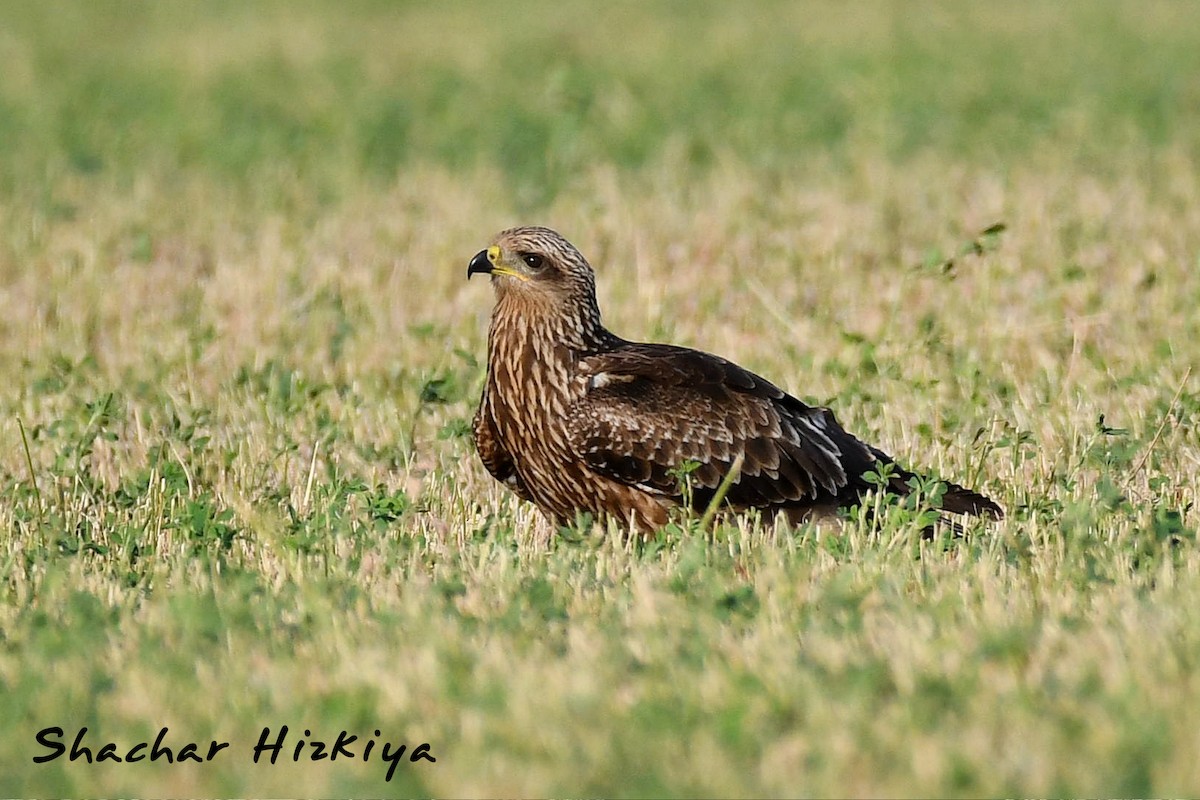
xmin=467 ymin=226 xmax=598 ymax=307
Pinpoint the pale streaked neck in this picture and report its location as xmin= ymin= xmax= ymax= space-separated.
xmin=490 ymin=290 xmax=613 ymax=355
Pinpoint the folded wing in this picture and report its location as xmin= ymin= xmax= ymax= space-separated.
xmin=566 ymin=343 xmax=891 ymax=512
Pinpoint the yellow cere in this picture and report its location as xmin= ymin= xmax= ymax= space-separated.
xmin=486 ymin=246 xmax=530 ymax=281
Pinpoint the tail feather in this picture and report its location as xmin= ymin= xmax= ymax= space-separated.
xmin=867 ymin=446 xmax=1003 ymax=519
xmin=939 ymin=481 xmax=1004 ymax=519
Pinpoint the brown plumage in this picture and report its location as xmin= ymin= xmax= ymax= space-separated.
xmin=468 ymin=226 xmax=1002 ymax=531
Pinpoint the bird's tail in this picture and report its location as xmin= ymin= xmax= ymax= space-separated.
xmin=938 ymin=481 xmax=1004 ymax=518
xmin=868 ymin=446 xmax=1003 ymax=519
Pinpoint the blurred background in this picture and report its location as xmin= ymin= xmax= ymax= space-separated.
xmin=3 ymin=2 xmax=1197 ymax=205
xmin=2 ymin=1 xmax=1196 ymax=394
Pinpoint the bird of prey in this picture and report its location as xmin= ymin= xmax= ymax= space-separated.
xmin=467 ymin=226 xmax=1002 ymax=531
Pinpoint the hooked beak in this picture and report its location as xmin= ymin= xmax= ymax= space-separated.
xmin=466 ymin=248 xmax=493 ymax=279
xmin=466 ymin=245 xmax=528 ymax=282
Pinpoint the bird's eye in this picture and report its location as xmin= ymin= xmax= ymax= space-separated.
xmin=521 ymin=253 xmax=545 ymax=271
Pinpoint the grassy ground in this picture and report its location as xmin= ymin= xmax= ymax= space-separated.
xmin=2 ymin=1 xmax=1199 ymax=795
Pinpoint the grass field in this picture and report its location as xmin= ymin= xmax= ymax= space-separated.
xmin=2 ymin=2 xmax=1200 ymax=795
